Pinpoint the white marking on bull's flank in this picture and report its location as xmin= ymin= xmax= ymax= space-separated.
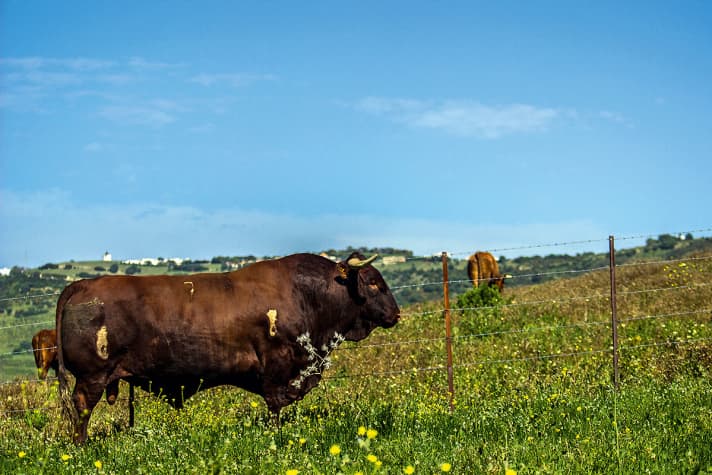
xmin=266 ymin=309 xmax=278 ymax=336
xmin=96 ymin=326 xmax=109 ymax=360
xmin=183 ymin=281 xmax=195 ymax=301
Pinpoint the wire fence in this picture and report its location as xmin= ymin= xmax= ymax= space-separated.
xmin=1 ymin=229 xmax=711 ymax=417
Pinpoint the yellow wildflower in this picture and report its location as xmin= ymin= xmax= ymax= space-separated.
xmin=367 ymin=454 xmax=378 ymax=463
xmin=366 ymin=428 xmax=378 ymax=439
xmin=250 ymin=401 xmax=259 ymax=408
xmin=404 ymin=465 xmax=415 ymax=474
xmin=505 ymin=469 xmax=517 ymax=475
xmin=61 ymin=454 xmax=72 ymax=462
xmin=329 ymin=444 xmax=341 ymax=456
xmin=286 ymin=470 xmax=299 ymax=475
xmin=357 ymin=426 xmax=366 ymax=436
xmin=18 ymin=451 xmax=26 ymax=458
xmin=94 ymin=460 xmax=103 ymax=469
xmin=299 ymin=438 xmax=307 ymax=445
xmin=440 ymin=462 xmax=452 ymax=472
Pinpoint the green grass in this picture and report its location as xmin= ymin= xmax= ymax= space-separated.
xmin=1 ymin=254 xmax=711 ymax=473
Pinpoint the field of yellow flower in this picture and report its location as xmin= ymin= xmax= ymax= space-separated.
xmin=1 ymin=257 xmax=712 ymax=473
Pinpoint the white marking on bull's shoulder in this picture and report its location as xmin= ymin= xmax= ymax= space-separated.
xmin=96 ymin=326 xmax=109 ymax=360
xmin=266 ymin=309 xmax=278 ymax=336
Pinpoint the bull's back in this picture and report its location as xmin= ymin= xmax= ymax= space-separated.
xmin=59 ymin=271 xmax=284 ymax=378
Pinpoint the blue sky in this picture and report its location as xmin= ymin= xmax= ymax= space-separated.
xmin=1 ymin=1 xmax=711 ymax=267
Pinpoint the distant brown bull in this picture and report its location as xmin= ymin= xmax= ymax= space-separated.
xmin=467 ymin=251 xmax=509 ymax=292
xmin=32 ymin=329 xmax=58 ymax=379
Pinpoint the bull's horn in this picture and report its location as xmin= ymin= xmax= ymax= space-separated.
xmin=504 ymin=274 xmax=513 ymax=279
xmin=347 ymin=254 xmax=378 ymax=269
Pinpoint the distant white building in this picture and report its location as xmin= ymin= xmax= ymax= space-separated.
xmin=103 ymin=251 xmax=113 ymax=262
xmin=122 ymin=257 xmax=186 ymax=266
xmin=0 ymin=267 xmax=11 ymax=277
xmin=382 ymin=256 xmax=407 ymax=265
xmin=319 ymin=252 xmax=338 ymax=262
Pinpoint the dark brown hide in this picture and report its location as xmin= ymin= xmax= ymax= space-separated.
xmin=32 ymin=329 xmax=58 ymax=379
xmin=467 ymin=251 xmax=505 ymax=292
xmin=56 ymin=252 xmax=400 ymax=444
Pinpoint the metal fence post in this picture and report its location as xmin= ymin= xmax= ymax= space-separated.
xmin=609 ymin=235 xmax=620 ymax=390
xmin=441 ymin=251 xmax=455 ymax=412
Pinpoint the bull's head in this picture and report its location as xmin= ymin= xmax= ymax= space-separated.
xmin=336 ymin=252 xmax=400 ymax=340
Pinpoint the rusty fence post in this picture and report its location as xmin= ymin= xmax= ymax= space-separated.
xmin=441 ymin=251 xmax=455 ymax=412
xmin=609 ymin=235 xmax=620 ymax=390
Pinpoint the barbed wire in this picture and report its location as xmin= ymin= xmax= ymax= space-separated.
xmin=615 ymin=227 xmax=712 ymax=242
xmin=619 ymin=336 xmax=712 ymax=350
xmin=0 ymin=291 xmax=61 ymax=303
xmin=0 ymin=376 xmax=58 ymax=387
xmin=618 ymin=282 xmax=712 ymax=297
xmin=0 ymin=345 xmax=57 ymax=358
xmin=456 ymin=347 xmax=612 ymax=369
xmin=448 ymin=238 xmax=610 ymax=258
xmin=619 ymin=308 xmax=712 ymax=324
xmin=616 ymin=254 xmax=712 ymax=269
xmin=1 ymin=405 xmax=60 ymax=416
xmin=391 ymin=265 xmax=611 ymax=292
xmin=0 ymin=319 xmax=54 ymax=331
xmin=454 ymin=320 xmax=610 ymax=343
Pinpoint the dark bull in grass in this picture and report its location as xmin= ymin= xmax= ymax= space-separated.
xmin=56 ymin=252 xmax=400 ymax=444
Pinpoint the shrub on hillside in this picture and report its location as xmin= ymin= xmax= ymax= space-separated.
xmin=454 ymin=284 xmax=507 ymax=336
xmin=125 ymin=265 xmax=141 ymax=275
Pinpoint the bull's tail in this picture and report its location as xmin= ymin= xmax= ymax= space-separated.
xmin=56 ymin=282 xmax=81 ymax=426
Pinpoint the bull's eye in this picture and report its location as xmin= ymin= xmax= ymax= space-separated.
xmin=368 ymin=283 xmax=379 ymax=292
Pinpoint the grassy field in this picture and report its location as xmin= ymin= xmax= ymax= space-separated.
xmin=1 ymin=253 xmax=711 ymax=473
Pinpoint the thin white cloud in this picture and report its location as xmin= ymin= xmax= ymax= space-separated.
xmin=5 ymin=70 xmax=83 ymax=87
xmin=188 ymin=73 xmax=276 ymax=87
xmin=99 ymin=105 xmax=176 ymax=127
xmin=355 ymin=97 xmax=560 ymax=138
xmin=0 ymin=56 xmax=115 ymax=71
xmin=599 ymin=110 xmax=633 ymax=127
xmin=128 ymin=56 xmax=184 ymax=71
xmin=188 ymin=122 xmax=215 ymax=134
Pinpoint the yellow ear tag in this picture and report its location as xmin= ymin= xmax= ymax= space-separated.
xmin=336 ymin=263 xmax=348 ymax=279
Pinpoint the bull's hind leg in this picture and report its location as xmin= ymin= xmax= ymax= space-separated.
xmin=71 ymin=379 xmax=106 ymax=444
xmin=105 ymin=380 xmax=119 ymax=405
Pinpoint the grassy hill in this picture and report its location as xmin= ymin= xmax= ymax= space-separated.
xmin=0 ymin=234 xmax=711 ymax=472
xmin=1 ymin=233 xmax=711 ymax=380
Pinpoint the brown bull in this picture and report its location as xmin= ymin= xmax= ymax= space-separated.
xmin=467 ymin=251 xmax=509 ymax=292
xmin=57 ymin=252 xmax=400 ymax=444
xmin=32 ymin=329 xmax=58 ymax=379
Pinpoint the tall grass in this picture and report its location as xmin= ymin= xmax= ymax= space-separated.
xmin=1 ymin=255 xmax=711 ymax=473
